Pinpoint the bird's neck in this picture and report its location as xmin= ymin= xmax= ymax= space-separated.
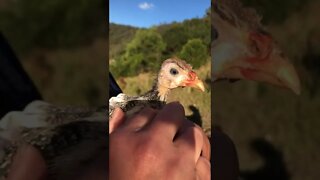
xmin=156 ymin=85 xmax=171 ymax=101
xmin=147 ymin=78 xmax=170 ymax=102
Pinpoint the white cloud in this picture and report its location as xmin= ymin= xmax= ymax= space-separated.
xmin=138 ymin=2 xmax=154 ymax=10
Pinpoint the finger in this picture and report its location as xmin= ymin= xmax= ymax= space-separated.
xmin=125 ymin=107 xmax=157 ymax=131
xmin=147 ymin=102 xmax=185 ymax=140
xmin=109 ymin=108 xmax=125 ymax=134
xmin=201 ymin=134 xmax=211 ymax=161
xmin=196 ymin=157 xmax=211 ymax=180
xmin=8 ymin=144 xmax=47 ymax=180
xmin=194 ymin=124 xmax=211 ymax=161
xmin=174 ymin=125 xmax=204 ymax=163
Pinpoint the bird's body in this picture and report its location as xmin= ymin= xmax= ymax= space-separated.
xmin=109 ymin=93 xmax=164 ymax=119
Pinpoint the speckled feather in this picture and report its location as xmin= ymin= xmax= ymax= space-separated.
xmin=0 ymin=103 xmax=106 ymax=179
xmin=0 ymin=120 xmax=107 ymax=179
xmin=213 ymin=0 xmax=263 ymax=30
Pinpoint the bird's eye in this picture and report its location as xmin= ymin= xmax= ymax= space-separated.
xmin=170 ymin=68 xmax=179 ymax=75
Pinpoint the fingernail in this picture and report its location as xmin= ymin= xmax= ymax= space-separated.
xmin=111 ymin=108 xmax=122 ymax=118
xmin=171 ymin=101 xmax=181 ymax=105
xmin=14 ymin=144 xmax=32 ymax=161
xmin=113 ymin=107 xmax=122 ymax=114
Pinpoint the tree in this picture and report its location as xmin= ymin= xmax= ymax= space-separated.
xmin=161 ymin=24 xmax=189 ymax=58
xmin=113 ymin=29 xmax=166 ymax=77
xmin=179 ymin=39 xmax=208 ymax=69
xmin=0 ymin=0 xmax=105 ymax=53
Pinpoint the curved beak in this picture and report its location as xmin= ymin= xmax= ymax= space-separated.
xmin=189 ymin=78 xmax=205 ymax=92
xmin=183 ymin=71 xmax=206 ymax=92
xmin=276 ymin=62 xmax=301 ymax=94
xmin=239 ymin=56 xmax=301 ymax=94
xmin=213 ymin=31 xmax=301 ymax=94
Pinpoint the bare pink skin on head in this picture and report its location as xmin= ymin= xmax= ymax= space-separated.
xmin=157 ymin=58 xmax=205 ymax=101
xmin=212 ymin=0 xmax=301 ymax=94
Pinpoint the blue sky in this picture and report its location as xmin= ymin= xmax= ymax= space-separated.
xmin=109 ymin=0 xmax=210 ymax=28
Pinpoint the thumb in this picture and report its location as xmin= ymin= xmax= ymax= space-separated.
xmin=8 ymin=144 xmax=47 ymax=180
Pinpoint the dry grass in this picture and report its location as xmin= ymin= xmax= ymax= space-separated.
xmin=20 ymin=38 xmax=108 ymax=106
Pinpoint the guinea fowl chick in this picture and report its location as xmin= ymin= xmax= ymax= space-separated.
xmin=109 ymin=57 xmax=205 ymax=118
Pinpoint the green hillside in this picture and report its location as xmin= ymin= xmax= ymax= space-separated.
xmin=109 ymin=23 xmax=138 ymax=60
xmin=109 ymin=14 xmax=210 ymax=78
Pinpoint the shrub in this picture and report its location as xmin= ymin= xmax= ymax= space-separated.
xmin=179 ymin=39 xmax=208 ymax=68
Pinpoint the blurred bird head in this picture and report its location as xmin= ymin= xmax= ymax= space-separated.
xmin=156 ymin=58 xmax=205 ymax=100
xmin=212 ymin=0 xmax=300 ymax=94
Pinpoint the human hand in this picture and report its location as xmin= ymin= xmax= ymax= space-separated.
xmin=109 ymin=102 xmax=211 ymax=180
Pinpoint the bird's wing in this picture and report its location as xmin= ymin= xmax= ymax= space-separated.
xmin=0 ymin=100 xmax=106 ymax=165
xmin=109 ymin=93 xmax=129 ymax=117
xmin=0 ymin=120 xmax=107 ymax=179
xmin=109 ymin=92 xmax=165 ymax=119
xmin=0 ymin=100 xmax=105 ymax=132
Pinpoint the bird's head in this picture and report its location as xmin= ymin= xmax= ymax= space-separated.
xmin=212 ymin=0 xmax=300 ymax=94
xmin=156 ymin=58 xmax=205 ymax=101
